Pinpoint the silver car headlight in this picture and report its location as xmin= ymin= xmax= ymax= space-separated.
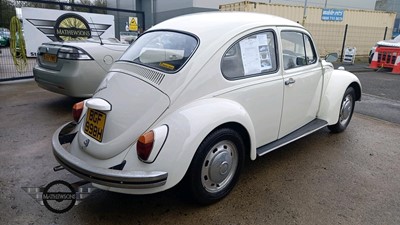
xmin=57 ymin=46 xmax=93 ymax=60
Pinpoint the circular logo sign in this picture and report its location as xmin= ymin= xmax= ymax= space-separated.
xmin=42 ymin=180 xmax=76 ymax=213
xmin=54 ymin=13 xmax=91 ymax=41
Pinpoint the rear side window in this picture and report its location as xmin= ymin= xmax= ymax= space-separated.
xmin=120 ymin=31 xmax=198 ymax=73
xmin=221 ymin=31 xmax=277 ymax=79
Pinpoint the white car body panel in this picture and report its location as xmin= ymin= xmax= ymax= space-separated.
xmin=218 ymin=77 xmax=283 ymax=148
xmin=77 ymin=73 xmax=170 ymax=160
xmin=317 ymin=68 xmax=361 ymax=125
xmin=277 ymin=27 xmax=323 ymax=138
xmin=111 ymin=98 xmax=256 ymax=194
xmin=51 ymin=12 xmax=362 ymax=196
xmin=70 ymin=97 xmax=256 ymax=194
xmin=280 ymin=64 xmax=323 ymax=138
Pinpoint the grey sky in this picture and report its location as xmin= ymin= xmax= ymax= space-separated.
xmin=196 ymin=0 xmax=377 ymax=10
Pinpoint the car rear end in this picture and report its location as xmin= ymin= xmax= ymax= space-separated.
xmin=34 ymin=40 xmax=128 ymax=97
xmin=33 ymin=42 xmax=105 ymax=97
xmin=52 ymin=30 xmax=199 ymax=194
xmin=53 ymin=71 xmax=172 ymax=188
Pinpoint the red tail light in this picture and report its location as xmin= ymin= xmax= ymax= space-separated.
xmin=72 ymin=101 xmax=84 ymax=122
xmin=137 ymin=131 xmax=154 ymax=161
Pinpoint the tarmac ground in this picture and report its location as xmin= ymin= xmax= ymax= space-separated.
xmin=1 ymin=57 xmax=400 ymax=224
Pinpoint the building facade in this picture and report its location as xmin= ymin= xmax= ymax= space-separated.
xmin=375 ymin=0 xmax=400 ymax=37
xmin=106 ymin=0 xmax=389 ymax=56
xmin=107 ymin=0 xmax=378 ymax=31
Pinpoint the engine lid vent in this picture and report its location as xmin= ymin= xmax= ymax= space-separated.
xmin=130 ymin=65 xmax=165 ymax=85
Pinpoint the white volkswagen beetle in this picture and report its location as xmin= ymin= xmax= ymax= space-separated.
xmin=52 ymin=12 xmax=361 ymax=204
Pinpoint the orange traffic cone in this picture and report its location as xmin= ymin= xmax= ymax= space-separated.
xmin=392 ymin=54 xmax=400 ymax=74
xmin=369 ymin=51 xmax=379 ymax=69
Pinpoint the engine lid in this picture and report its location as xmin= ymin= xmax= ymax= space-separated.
xmin=77 ymin=72 xmax=170 ymax=160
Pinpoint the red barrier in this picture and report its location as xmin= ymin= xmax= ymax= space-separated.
xmin=369 ymin=46 xmax=400 ymax=74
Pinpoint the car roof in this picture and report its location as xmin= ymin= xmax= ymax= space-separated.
xmin=148 ymin=12 xmax=304 ymax=50
xmin=150 ymin=11 xmax=302 ymax=37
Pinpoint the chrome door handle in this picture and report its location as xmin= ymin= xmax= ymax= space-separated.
xmin=285 ymin=78 xmax=296 ymax=85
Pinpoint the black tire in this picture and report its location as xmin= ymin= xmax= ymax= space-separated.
xmin=328 ymin=87 xmax=356 ymax=133
xmin=185 ymin=128 xmax=245 ymax=205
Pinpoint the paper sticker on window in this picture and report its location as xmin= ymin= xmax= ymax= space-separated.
xmin=239 ymin=33 xmax=272 ymax=76
xmin=159 ymin=62 xmax=175 ymax=70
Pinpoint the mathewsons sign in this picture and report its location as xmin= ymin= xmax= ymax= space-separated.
xmin=21 ymin=7 xmax=115 ymax=57
xmin=54 ymin=13 xmax=92 ymax=41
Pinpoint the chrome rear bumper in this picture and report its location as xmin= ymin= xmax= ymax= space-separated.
xmin=52 ymin=122 xmax=168 ymax=189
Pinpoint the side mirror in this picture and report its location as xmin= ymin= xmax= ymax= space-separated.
xmin=325 ymin=53 xmax=338 ymax=62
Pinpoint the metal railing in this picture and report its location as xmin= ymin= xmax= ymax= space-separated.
xmin=0 ymin=0 xmax=144 ymax=82
xmin=0 ymin=47 xmax=36 ymax=81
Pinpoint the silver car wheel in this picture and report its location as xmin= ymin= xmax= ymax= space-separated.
xmin=201 ymin=140 xmax=238 ymax=193
xmin=339 ymin=93 xmax=354 ymax=126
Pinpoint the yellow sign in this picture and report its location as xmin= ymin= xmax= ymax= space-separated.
xmin=129 ymin=17 xmax=138 ymax=31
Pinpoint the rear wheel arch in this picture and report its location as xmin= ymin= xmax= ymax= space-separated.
xmin=212 ymin=122 xmax=251 ymax=161
xmin=180 ymin=121 xmax=252 ymax=204
xmin=184 ymin=126 xmax=246 ymax=204
xmin=184 ymin=121 xmax=252 ymax=174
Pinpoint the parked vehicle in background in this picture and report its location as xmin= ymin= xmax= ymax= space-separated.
xmin=0 ymin=28 xmax=11 ymax=47
xmin=369 ymin=35 xmax=400 ymax=63
xmin=33 ymin=38 xmax=129 ymax=98
xmin=52 ymin=12 xmax=362 ymax=205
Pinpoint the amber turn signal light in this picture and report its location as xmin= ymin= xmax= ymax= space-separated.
xmin=137 ymin=130 xmax=154 ymax=161
xmin=72 ymin=101 xmax=84 ymax=122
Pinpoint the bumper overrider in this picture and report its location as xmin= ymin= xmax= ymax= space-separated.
xmin=52 ymin=122 xmax=168 ymax=189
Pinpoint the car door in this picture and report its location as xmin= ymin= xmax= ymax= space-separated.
xmin=220 ymin=30 xmax=284 ymax=147
xmin=278 ymin=28 xmax=323 ymax=138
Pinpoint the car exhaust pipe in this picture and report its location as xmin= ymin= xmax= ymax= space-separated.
xmin=53 ymin=165 xmax=64 ymax=172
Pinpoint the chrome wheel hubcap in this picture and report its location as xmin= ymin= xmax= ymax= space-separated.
xmin=339 ymin=94 xmax=353 ymax=126
xmin=201 ymin=140 xmax=238 ymax=193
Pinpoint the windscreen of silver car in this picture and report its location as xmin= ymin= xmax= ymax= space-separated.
xmin=57 ymin=46 xmax=93 ymax=60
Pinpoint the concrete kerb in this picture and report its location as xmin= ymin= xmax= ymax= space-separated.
xmin=332 ymin=62 xmax=372 ymax=73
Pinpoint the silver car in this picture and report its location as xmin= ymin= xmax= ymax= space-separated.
xmin=33 ymin=38 xmax=129 ymax=98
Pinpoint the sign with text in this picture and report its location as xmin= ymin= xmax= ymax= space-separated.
xmin=321 ymin=9 xmax=344 ymax=21
xmin=21 ymin=7 xmax=115 ymax=57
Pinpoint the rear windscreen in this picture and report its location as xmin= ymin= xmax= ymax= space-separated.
xmin=119 ymin=31 xmax=198 ymax=73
